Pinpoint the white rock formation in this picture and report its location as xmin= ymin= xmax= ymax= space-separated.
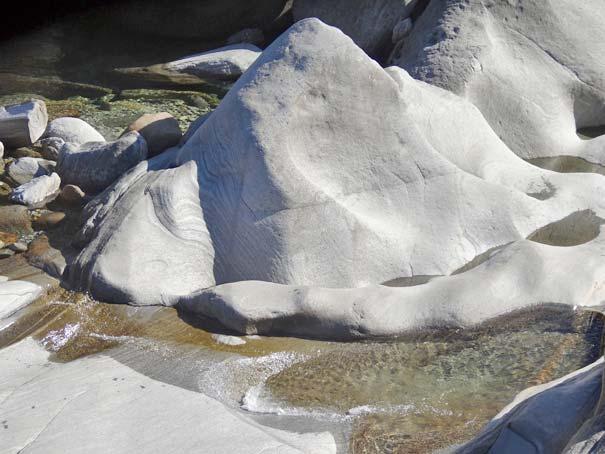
xmin=392 ymin=0 xmax=605 ymax=166
xmin=459 ymin=358 xmax=605 ymax=453
xmin=0 ymin=280 xmax=42 ymax=321
xmin=43 ymin=117 xmax=105 ymax=145
xmin=57 ymin=131 xmax=147 ymax=193
xmin=0 ymin=140 xmax=4 ymax=158
xmin=0 ymin=100 xmax=48 ymax=148
xmin=10 ymin=173 xmax=61 ymax=208
xmin=293 ymin=0 xmax=418 ymax=57
xmin=179 ymin=232 xmax=605 ymax=338
xmin=163 ymin=43 xmax=262 ymax=81
xmin=7 ymin=156 xmax=55 ymax=185
xmin=0 ymin=337 xmax=336 ymax=454
xmin=65 ymin=19 xmax=605 ymax=318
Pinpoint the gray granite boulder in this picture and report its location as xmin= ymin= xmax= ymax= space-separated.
xmin=57 ymin=131 xmax=147 ymax=193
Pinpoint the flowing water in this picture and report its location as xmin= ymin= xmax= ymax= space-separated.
xmin=1 ymin=289 xmax=602 ymax=453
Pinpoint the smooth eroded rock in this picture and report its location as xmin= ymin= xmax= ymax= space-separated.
xmin=57 ymin=131 xmax=147 ymax=193
xmin=58 ymin=184 xmax=86 ymax=206
xmin=43 ymin=117 xmax=105 ymax=146
xmin=0 ymin=100 xmax=48 ymax=148
xmin=65 ymin=18 xmax=600 ymax=308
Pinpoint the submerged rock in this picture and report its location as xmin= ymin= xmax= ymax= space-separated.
xmin=57 ymin=131 xmax=147 ymax=193
xmin=7 ymin=156 xmax=55 ymax=185
xmin=0 ymin=100 xmax=48 ymax=148
xmin=123 ymin=112 xmax=182 ymax=157
xmin=43 ymin=117 xmax=105 ymax=146
xmin=10 ymin=173 xmax=61 ymax=208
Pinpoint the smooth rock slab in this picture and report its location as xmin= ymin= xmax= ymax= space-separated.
xmin=0 ymin=100 xmax=48 ymax=148
xmin=163 ymin=43 xmax=262 ymax=81
xmin=0 ymin=338 xmax=336 ymax=454
xmin=10 ymin=173 xmax=61 ymax=208
xmin=57 ymin=131 xmax=147 ymax=193
xmin=43 ymin=117 xmax=105 ymax=146
xmin=0 ymin=280 xmax=42 ymax=320
xmin=7 ymin=157 xmax=55 ymax=185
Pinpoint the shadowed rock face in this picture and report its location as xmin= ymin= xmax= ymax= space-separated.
xmin=64 ymin=18 xmax=605 ymax=318
xmin=393 ymin=0 xmax=605 ymax=166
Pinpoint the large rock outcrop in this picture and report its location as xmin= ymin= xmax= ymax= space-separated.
xmin=293 ymin=0 xmax=418 ymax=58
xmin=66 ymin=19 xmax=605 ymax=332
xmin=392 ymin=0 xmax=605 ymax=166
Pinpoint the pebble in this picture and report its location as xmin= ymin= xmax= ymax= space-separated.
xmin=33 ymin=211 xmax=66 ymax=230
xmin=58 ymin=184 xmax=86 ymax=206
xmin=0 ymin=249 xmax=15 ymax=259
xmin=8 ymin=242 xmax=28 ymax=253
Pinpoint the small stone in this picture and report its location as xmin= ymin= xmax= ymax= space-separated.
xmin=7 ymin=157 xmax=55 ymax=185
xmin=0 ymin=182 xmax=11 ymax=198
xmin=58 ymin=184 xmax=85 ymax=206
xmin=123 ymin=112 xmax=181 ymax=157
xmin=38 ymin=137 xmax=65 ymax=160
xmin=8 ymin=147 xmax=43 ymax=159
xmin=33 ymin=211 xmax=66 ymax=230
xmin=0 ymin=232 xmax=18 ymax=247
xmin=0 ymin=100 xmax=48 ymax=148
xmin=0 ymin=249 xmax=15 ymax=259
xmin=8 ymin=242 xmax=28 ymax=253
xmin=10 ymin=173 xmax=61 ymax=209
xmin=0 ymin=140 xmax=3 ymax=159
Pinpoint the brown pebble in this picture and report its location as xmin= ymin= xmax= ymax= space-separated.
xmin=33 ymin=211 xmax=66 ymax=230
xmin=0 ymin=231 xmax=18 ymax=246
xmin=58 ymin=184 xmax=86 ymax=205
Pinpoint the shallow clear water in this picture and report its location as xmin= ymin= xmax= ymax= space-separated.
xmin=3 ymin=292 xmax=601 ymax=453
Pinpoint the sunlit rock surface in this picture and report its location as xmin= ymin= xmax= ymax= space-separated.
xmin=392 ymin=0 xmax=605 ymax=165
xmin=66 ymin=19 xmax=605 ymax=330
xmin=0 ymin=337 xmax=336 ymax=454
